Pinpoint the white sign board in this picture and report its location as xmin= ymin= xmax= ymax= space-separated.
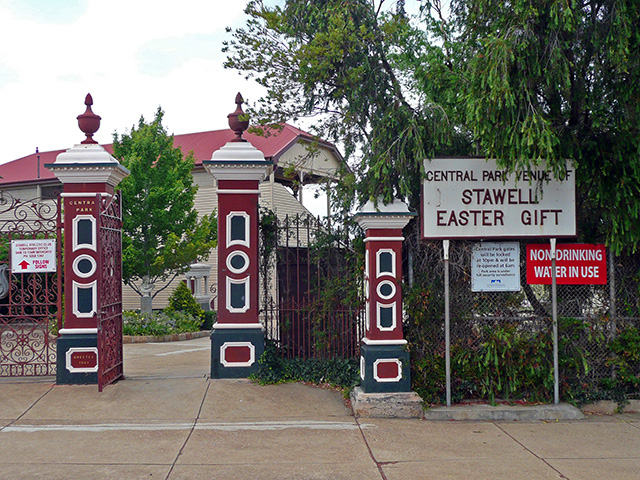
xmin=11 ymin=239 xmax=57 ymax=273
xmin=471 ymin=242 xmax=520 ymax=292
xmin=422 ymin=158 xmax=576 ymax=239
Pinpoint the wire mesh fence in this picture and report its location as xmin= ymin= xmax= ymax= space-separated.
xmin=405 ymin=232 xmax=640 ymax=405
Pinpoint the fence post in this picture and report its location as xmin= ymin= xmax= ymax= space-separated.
xmin=203 ymin=94 xmax=272 ymax=378
xmin=46 ymin=94 xmax=129 ymax=385
xmin=351 ymin=198 xmax=422 ymax=417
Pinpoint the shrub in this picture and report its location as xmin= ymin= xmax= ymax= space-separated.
xmin=201 ymin=310 xmax=216 ymax=330
xmin=165 ymin=281 xmax=204 ymax=320
xmin=251 ymin=340 xmax=360 ymax=392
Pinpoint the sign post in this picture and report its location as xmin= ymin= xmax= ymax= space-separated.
xmin=422 ymin=158 xmax=576 ymax=239
xmin=443 ymin=240 xmax=451 ymax=407
xmin=471 ymin=242 xmax=520 ymax=292
xmin=550 ymin=239 xmax=559 ymax=405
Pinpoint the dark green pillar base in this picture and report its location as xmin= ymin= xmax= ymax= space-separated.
xmin=56 ymin=332 xmax=98 ymax=385
xmin=210 ymin=327 xmax=264 ymax=379
xmin=359 ymin=343 xmax=411 ymax=393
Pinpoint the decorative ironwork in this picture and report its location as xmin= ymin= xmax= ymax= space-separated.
xmin=97 ymin=193 xmax=124 ymax=391
xmin=0 ymin=192 xmax=62 ymax=377
xmin=261 ymin=214 xmax=365 ymax=360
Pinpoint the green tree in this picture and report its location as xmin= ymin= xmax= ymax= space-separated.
xmin=225 ymin=0 xmax=640 ymax=252
xmin=112 ymin=108 xmax=217 ymax=312
xmin=224 ymin=0 xmax=461 ymax=211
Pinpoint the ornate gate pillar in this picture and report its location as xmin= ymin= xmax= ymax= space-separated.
xmin=203 ymin=94 xmax=272 ymax=378
xmin=351 ymin=198 xmax=422 ymax=417
xmin=46 ymin=94 xmax=129 ymax=385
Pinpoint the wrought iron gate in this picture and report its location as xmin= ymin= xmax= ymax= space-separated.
xmin=0 ymin=192 xmax=62 ymax=377
xmin=261 ymin=213 xmax=365 ymax=359
xmin=97 ymin=193 xmax=124 ymax=391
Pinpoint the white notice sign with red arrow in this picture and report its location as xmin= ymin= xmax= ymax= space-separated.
xmin=11 ymin=239 xmax=57 ymax=273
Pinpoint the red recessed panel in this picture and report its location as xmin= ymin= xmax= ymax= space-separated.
xmin=375 ymin=360 xmax=400 ymax=379
xmin=69 ymin=350 xmax=98 ymax=370
xmin=224 ymin=345 xmax=252 ymax=364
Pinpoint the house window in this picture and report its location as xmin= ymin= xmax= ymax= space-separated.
xmin=40 ymin=185 xmax=61 ymax=200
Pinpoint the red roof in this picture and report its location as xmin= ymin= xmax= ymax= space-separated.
xmin=0 ymin=124 xmax=330 ymax=187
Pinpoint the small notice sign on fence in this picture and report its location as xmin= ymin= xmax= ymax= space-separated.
xmin=11 ymin=239 xmax=57 ymax=273
xmin=526 ymin=243 xmax=606 ymax=285
xmin=471 ymin=242 xmax=520 ymax=292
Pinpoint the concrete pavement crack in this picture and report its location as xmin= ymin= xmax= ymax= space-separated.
xmin=354 ymin=416 xmax=388 ymax=480
xmin=2 ymin=383 xmax=54 ymax=431
xmin=493 ymin=422 xmax=570 ymax=479
xmin=164 ymin=380 xmax=211 ymax=480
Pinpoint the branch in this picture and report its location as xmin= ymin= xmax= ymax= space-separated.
xmin=125 ymin=279 xmax=142 ymax=297
xmin=151 ymin=271 xmax=182 ymax=299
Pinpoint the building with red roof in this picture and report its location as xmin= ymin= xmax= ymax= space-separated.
xmin=0 ymin=124 xmax=344 ymax=310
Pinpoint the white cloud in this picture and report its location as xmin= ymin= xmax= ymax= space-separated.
xmin=0 ymin=0 xmax=261 ymax=163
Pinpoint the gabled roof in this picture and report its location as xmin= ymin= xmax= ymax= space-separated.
xmin=0 ymin=124 xmax=341 ymax=187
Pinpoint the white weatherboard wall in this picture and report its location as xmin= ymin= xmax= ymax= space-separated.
xmin=422 ymin=158 xmax=576 ymax=239
xmin=121 ymin=168 xmax=313 ymax=311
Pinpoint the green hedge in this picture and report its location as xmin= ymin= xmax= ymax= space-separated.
xmin=123 ymin=310 xmax=202 ymax=336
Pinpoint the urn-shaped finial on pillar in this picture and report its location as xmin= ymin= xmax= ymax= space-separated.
xmin=227 ymin=92 xmax=249 ymax=142
xmin=77 ymin=93 xmax=101 ymax=144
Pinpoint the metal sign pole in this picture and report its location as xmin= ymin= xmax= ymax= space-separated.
xmin=551 ymin=238 xmax=559 ymax=404
xmin=443 ymin=239 xmax=451 ymax=407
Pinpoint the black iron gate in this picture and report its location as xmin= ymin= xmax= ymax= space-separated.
xmin=261 ymin=213 xmax=365 ymax=359
xmin=0 ymin=192 xmax=62 ymax=377
xmin=97 ymin=193 xmax=124 ymax=391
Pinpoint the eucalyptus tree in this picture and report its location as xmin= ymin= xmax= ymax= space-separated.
xmin=225 ymin=0 xmax=640 ymax=251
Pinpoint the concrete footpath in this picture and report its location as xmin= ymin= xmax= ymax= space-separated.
xmin=1 ymin=337 xmax=640 ymax=480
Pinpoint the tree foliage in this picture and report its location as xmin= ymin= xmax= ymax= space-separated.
xmin=112 ymin=108 xmax=217 ymax=307
xmin=224 ymin=0 xmax=466 ymax=210
xmin=225 ymin=0 xmax=640 ymax=252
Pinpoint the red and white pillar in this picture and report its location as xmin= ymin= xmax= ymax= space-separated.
xmin=46 ymin=94 xmax=129 ymax=384
xmin=354 ymin=199 xmax=416 ymax=393
xmin=203 ymin=94 xmax=272 ymax=378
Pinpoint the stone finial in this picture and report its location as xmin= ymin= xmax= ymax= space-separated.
xmin=77 ymin=93 xmax=101 ymax=144
xmin=227 ymin=92 xmax=249 ymax=142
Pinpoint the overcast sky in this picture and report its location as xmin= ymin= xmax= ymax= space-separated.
xmin=0 ymin=0 xmax=268 ymax=164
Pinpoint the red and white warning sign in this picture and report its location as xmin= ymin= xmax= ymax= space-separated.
xmin=11 ymin=239 xmax=57 ymax=273
xmin=526 ymin=243 xmax=606 ymax=285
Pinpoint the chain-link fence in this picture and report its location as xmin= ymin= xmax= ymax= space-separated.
xmin=405 ymin=231 xmax=640 ymax=406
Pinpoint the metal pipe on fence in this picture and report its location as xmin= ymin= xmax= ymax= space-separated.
xmin=551 ymin=238 xmax=559 ymax=405
xmin=443 ymin=239 xmax=451 ymax=407
xmin=609 ymin=248 xmax=617 ymax=380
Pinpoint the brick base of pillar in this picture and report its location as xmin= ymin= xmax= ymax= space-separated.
xmin=210 ymin=327 xmax=264 ymax=379
xmin=56 ymin=332 xmax=98 ymax=385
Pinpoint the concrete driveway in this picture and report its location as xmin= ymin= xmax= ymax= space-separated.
xmin=1 ymin=337 xmax=639 ymax=479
